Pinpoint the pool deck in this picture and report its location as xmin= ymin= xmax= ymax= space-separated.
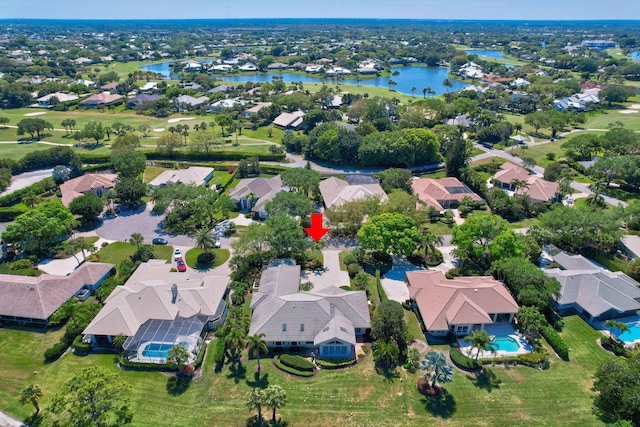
xmin=594 ymin=315 xmax=640 ymax=347
xmin=459 ymin=324 xmax=533 ymax=358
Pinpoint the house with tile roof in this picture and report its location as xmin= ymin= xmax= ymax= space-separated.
xmin=249 ymin=264 xmax=370 ymax=358
xmin=147 ymin=166 xmax=214 ymax=189
xmin=0 ymin=262 xmax=114 ymax=325
xmin=83 ymin=260 xmax=228 ymax=362
xmin=411 ymin=177 xmax=482 ymax=211
xmin=79 ymin=92 xmax=123 ymax=107
xmin=59 ymin=173 xmax=119 ymax=207
xmin=173 ymin=94 xmax=209 ymax=111
xmin=407 ymin=270 xmax=519 ymax=337
xmin=491 ymin=163 xmax=559 ymax=203
xmin=228 ymin=175 xmax=285 ymax=219
xmin=544 ymin=252 xmax=640 ymax=322
xmin=319 ymin=176 xmax=387 ymax=209
xmin=272 ymin=111 xmax=305 ymax=130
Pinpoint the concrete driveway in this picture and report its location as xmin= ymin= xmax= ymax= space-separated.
xmin=301 ymin=249 xmax=350 ymax=291
xmin=0 ymin=168 xmax=53 ymax=197
xmin=38 ymin=237 xmax=114 ymax=275
xmin=96 ymin=203 xmax=195 ymax=246
xmin=380 ymin=257 xmax=425 ymax=303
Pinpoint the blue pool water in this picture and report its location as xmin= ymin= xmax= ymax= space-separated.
xmin=465 ymin=49 xmax=507 ymax=59
xmin=490 ymin=335 xmax=520 ymax=352
xmin=631 ymin=51 xmax=640 ymax=61
xmin=141 ymin=342 xmax=173 ymax=359
xmin=618 ymin=322 xmax=640 ymax=343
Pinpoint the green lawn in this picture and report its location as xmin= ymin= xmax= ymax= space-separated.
xmin=0 ymin=314 xmax=614 ymax=426
xmin=0 ymin=141 xmax=52 ymax=160
xmin=184 ymin=248 xmax=230 ymax=270
xmin=142 ymin=166 xmax=169 ymax=184
xmin=94 ymin=242 xmax=173 ymax=271
xmin=584 ymin=109 xmax=640 ymax=131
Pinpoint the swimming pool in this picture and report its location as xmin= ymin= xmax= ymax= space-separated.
xmin=141 ymin=342 xmax=174 ymax=359
xmin=617 ymin=322 xmax=640 ymax=343
xmin=490 ymin=335 xmax=521 ymax=352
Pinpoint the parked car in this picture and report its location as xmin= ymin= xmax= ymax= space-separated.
xmin=214 ymin=241 xmax=221 ymax=248
xmin=176 ymin=259 xmax=186 ymax=272
xmin=152 ymin=237 xmax=168 ymax=245
xmin=173 ymin=248 xmax=182 ymax=260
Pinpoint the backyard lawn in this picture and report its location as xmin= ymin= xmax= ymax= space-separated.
xmin=0 ymin=314 xmax=615 ymax=426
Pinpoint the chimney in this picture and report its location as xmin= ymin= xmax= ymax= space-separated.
xmin=171 ymin=284 xmax=178 ymax=304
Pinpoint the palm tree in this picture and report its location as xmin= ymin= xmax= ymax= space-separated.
xmin=22 ymin=191 xmax=40 ymax=209
xmin=411 ymin=86 xmax=416 ymax=97
xmin=194 ymin=228 xmax=215 ymax=255
xmin=442 ymin=78 xmax=453 ymax=94
xmin=422 ymin=87 xmax=428 ymax=98
xmin=604 ymin=319 xmax=630 ymax=343
xmin=129 ymin=232 xmax=144 ymax=251
xmin=557 ymin=176 xmax=572 ymax=200
xmin=420 ymin=232 xmax=444 ymax=257
xmin=64 ymin=241 xmax=81 ymax=266
xmin=419 ymin=351 xmax=454 ymax=388
xmin=19 ymin=384 xmax=43 ymax=414
xmin=510 ymin=178 xmax=530 ymax=196
xmin=247 ymin=333 xmax=268 ymax=373
xmin=465 ymin=329 xmax=493 ymax=361
xmin=373 ymin=340 xmax=399 ymax=369
xmin=225 ymin=328 xmax=247 ymax=362
xmin=264 ymin=385 xmax=287 ymax=423
xmin=245 ymin=387 xmax=264 ymax=422
xmin=112 ymin=334 xmax=127 ymax=351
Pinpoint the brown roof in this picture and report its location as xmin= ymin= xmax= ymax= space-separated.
xmin=59 ymin=173 xmax=118 ymax=207
xmin=492 ymin=162 xmax=530 ymax=184
xmin=493 ymin=163 xmax=559 ymax=202
xmin=411 ymin=177 xmax=482 ymax=211
xmin=406 ymin=270 xmax=518 ymax=332
xmin=79 ymin=92 xmax=123 ymax=105
xmin=0 ymin=263 xmax=114 ymax=322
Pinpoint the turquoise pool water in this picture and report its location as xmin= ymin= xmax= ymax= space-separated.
xmin=618 ymin=322 xmax=640 ymax=343
xmin=141 ymin=342 xmax=173 ymax=359
xmin=490 ymin=335 xmax=520 ymax=352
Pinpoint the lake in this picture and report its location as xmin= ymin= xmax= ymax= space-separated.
xmin=632 ymin=51 xmax=640 ymax=61
xmin=139 ymin=62 xmax=466 ymax=96
xmin=465 ymin=49 xmax=507 ymax=59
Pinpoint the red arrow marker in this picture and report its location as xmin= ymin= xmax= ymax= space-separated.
xmin=304 ymin=213 xmax=330 ymax=242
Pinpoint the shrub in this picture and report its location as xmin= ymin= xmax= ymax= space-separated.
xmin=541 ymin=325 xmax=569 ymax=360
xmin=212 ymin=339 xmax=226 ymax=367
xmin=279 ymin=353 xmax=315 ymax=372
xmin=274 ymin=355 xmax=314 ymax=377
xmin=425 ymin=249 xmax=444 ymax=266
xmin=197 ymin=252 xmax=216 ymax=264
xmin=315 ymin=357 xmax=356 ymax=369
xmin=193 ymin=342 xmax=208 ymax=369
xmin=44 ymin=342 xmax=69 ymax=361
xmin=449 ymin=348 xmax=482 ymax=370
xmin=72 ymin=334 xmax=92 ymax=353
xmin=347 ymin=263 xmax=360 ymax=277
xmin=343 ymin=253 xmax=358 ymax=266
xmin=517 ymin=350 xmax=549 ymax=368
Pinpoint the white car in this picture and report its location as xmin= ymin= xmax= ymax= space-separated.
xmin=173 ymin=248 xmax=182 ymax=260
xmin=214 ymin=241 xmax=221 ymax=249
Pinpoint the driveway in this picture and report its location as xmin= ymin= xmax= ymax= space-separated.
xmin=96 ymin=203 xmax=195 ymax=246
xmin=300 ymin=249 xmax=350 ymax=291
xmin=38 ymin=237 xmax=115 ymax=275
xmin=380 ymin=257 xmax=426 ymax=303
xmin=0 ymin=168 xmax=53 ymax=197
xmin=0 ymin=410 xmax=25 ymax=427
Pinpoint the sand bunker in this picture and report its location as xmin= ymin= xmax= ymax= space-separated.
xmin=628 ymin=104 xmax=640 ymax=110
xmin=167 ymin=117 xmax=195 ymax=124
xmin=152 ymin=128 xmax=165 ymax=132
xmin=24 ymin=111 xmax=47 ymax=116
xmin=619 ymin=110 xmax=639 ymax=114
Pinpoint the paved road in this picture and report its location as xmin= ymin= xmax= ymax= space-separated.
xmin=0 ymin=168 xmax=53 ymax=197
xmin=0 ymin=410 xmax=26 ymax=427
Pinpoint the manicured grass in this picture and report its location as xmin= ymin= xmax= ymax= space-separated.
xmin=143 ymin=166 xmax=169 ymax=184
xmin=0 ymin=314 xmax=615 ymax=426
xmin=469 ymin=156 xmax=507 ymax=167
xmin=425 ymin=219 xmax=455 ymax=236
xmin=184 ymin=248 xmax=230 ymax=270
xmin=584 ymin=109 xmax=640 ymax=131
xmin=0 ymin=142 xmax=52 ymax=160
xmin=417 ymin=169 xmax=447 ymax=179
xmin=506 ymin=217 xmax=539 ymax=230
xmin=338 ymin=250 xmax=351 ymax=271
xmin=94 ymin=242 xmax=173 ymax=271
xmin=405 ymin=309 xmax=424 ymax=342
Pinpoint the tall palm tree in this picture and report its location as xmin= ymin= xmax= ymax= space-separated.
xmin=373 ymin=340 xmax=399 ymax=369
xmin=510 ymin=178 xmax=530 ymax=196
xmin=422 ymin=87 xmax=428 ymax=98
xmin=19 ymin=384 xmax=43 ymax=414
xmin=264 ymin=385 xmax=287 ymax=423
xmin=420 ymin=232 xmax=444 ymax=257
xmin=442 ymin=78 xmax=453 ymax=94
xmin=194 ymin=228 xmax=215 ymax=255
xmin=22 ymin=191 xmax=40 ymax=209
xmin=129 ymin=232 xmax=144 ymax=251
xmin=247 ymin=333 xmax=268 ymax=373
xmin=419 ymin=351 xmax=454 ymax=388
xmin=411 ymin=86 xmax=416 ymax=97
xmin=225 ymin=328 xmax=247 ymax=362
xmin=465 ymin=329 xmax=493 ymax=361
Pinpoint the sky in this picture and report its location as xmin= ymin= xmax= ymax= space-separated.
xmin=0 ymin=0 xmax=638 ymax=20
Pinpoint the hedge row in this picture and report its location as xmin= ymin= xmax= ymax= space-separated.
xmin=72 ymin=334 xmax=91 ymax=353
xmin=212 ymin=339 xmax=226 ymax=366
xmin=44 ymin=341 xmax=70 ymax=361
xmin=315 ymin=357 xmax=356 ymax=369
xmin=274 ymin=355 xmax=314 ymax=377
xmin=0 ymin=205 xmax=29 ymax=220
xmin=278 ymin=353 xmax=315 ymax=372
xmin=541 ymin=325 xmax=570 ymax=360
xmin=76 ymin=150 xmax=286 ymax=164
xmin=449 ymin=348 xmax=482 ymax=370
xmin=0 ymin=177 xmax=55 ymax=207
xmin=480 ymin=350 xmax=549 ymax=369
xmin=118 ymin=353 xmax=172 ymax=371
xmin=82 ymin=162 xmax=113 ymax=173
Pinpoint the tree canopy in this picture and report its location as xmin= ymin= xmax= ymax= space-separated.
xmin=357 ymin=213 xmax=422 ymax=257
xmin=69 ymin=193 xmax=104 ymax=222
xmin=111 ymin=150 xmax=146 ymax=178
xmin=2 ymin=202 xmax=76 ymax=252
xmin=370 ymin=300 xmax=408 ymax=354
xmin=593 ymin=353 xmax=640 ymax=426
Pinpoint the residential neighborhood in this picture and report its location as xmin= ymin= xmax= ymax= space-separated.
xmin=0 ymin=11 xmax=639 ymax=427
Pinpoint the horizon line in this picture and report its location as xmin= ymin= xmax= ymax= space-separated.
xmin=1 ymin=18 xmax=640 ymax=22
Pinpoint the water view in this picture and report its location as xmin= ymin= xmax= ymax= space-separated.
xmin=632 ymin=51 xmax=640 ymax=61
xmin=139 ymin=62 xmax=466 ymax=96
xmin=465 ymin=49 xmax=507 ymax=59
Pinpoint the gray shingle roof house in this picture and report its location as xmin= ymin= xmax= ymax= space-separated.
xmin=249 ymin=264 xmax=370 ymax=358
xmin=545 ymin=252 xmax=640 ymax=322
xmin=319 ymin=176 xmax=387 ymax=209
xmin=228 ymin=176 xmax=284 ymax=219
xmin=0 ymin=262 xmax=114 ymax=325
xmin=147 ymin=166 xmax=214 ymax=189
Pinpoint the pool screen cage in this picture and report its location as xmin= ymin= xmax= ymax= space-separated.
xmin=123 ymin=316 xmax=206 ymax=363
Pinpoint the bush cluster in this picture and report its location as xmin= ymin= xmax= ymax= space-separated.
xmin=541 ymin=325 xmax=570 ymax=360
xmin=212 ymin=339 xmax=226 ymax=367
xmin=278 ymin=353 xmax=315 ymax=372
xmin=315 ymin=357 xmax=356 ymax=369
xmin=449 ymin=348 xmax=482 ymax=370
xmin=72 ymin=334 xmax=92 ymax=353
xmin=274 ymin=355 xmax=314 ymax=377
